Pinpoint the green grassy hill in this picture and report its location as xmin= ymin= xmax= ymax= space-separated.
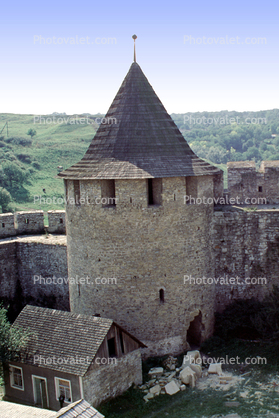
xmin=0 ymin=113 xmax=101 ymax=211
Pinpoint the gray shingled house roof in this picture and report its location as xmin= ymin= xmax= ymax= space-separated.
xmin=13 ymin=306 xmax=144 ymax=376
xmin=59 ymin=62 xmax=221 ymax=180
xmin=0 ymin=400 xmax=56 ymax=418
xmin=55 ymin=399 xmax=104 ymax=418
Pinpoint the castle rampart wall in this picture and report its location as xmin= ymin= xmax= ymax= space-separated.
xmin=212 ymin=209 xmax=279 ymax=311
xmin=0 ymin=210 xmax=66 ymax=238
xmin=0 ymin=236 xmax=69 ymax=316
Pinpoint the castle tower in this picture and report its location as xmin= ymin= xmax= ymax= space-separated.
xmin=59 ymin=59 xmax=222 ymax=356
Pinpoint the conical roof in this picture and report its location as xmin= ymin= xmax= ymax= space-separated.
xmin=59 ymin=62 xmax=221 ymax=179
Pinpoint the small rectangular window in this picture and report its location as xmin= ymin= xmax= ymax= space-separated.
xmin=101 ymin=180 xmax=116 ymax=207
xmin=73 ymin=180 xmax=80 ymax=206
xmin=147 ymin=178 xmax=162 ymax=205
xmin=55 ymin=378 xmax=72 ymax=403
xmin=108 ymin=337 xmax=117 ymax=357
xmin=258 ymin=186 xmax=263 ymax=193
xmin=10 ymin=366 xmax=24 ymax=390
xmin=185 ymin=176 xmax=198 ymax=204
xmin=2 ymin=223 xmax=5 ymax=228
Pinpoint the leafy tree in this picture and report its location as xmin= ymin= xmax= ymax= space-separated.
xmin=27 ymin=129 xmax=36 ymax=138
xmin=0 ymin=187 xmax=12 ymax=212
xmin=0 ymin=304 xmax=29 ymax=379
xmin=2 ymin=162 xmax=28 ymax=188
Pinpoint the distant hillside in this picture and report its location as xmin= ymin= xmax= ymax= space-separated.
xmin=172 ymin=109 xmax=279 ymax=165
xmin=0 ymin=109 xmax=278 ymax=211
xmin=0 ymin=113 xmax=100 ymax=212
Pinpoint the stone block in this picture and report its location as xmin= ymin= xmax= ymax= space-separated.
xmin=149 ymin=384 xmax=161 ymax=395
xmin=190 ymin=363 xmax=202 ymax=378
xmin=164 ymin=380 xmax=180 ymax=395
xmin=148 ymin=367 xmax=164 ymax=378
xmin=208 ymin=363 xmax=223 ymax=375
xmin=179 ymin=366 xmax=196 ymax=387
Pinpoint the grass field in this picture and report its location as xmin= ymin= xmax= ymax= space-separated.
xmin=0 ymin=113 xmax=99 ymax=211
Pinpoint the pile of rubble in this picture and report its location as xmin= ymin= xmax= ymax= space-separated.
xmin=140 ymin=350 xmax=235 ymax=402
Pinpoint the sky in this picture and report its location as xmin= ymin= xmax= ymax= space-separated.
xmin=1 ymin=0 xmax=278 ymax=115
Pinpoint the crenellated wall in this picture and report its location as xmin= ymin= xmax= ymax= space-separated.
xmin=0 ymin=210 xmax=66 ymax=238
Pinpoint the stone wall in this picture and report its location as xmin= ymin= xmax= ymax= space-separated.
xmin=82 ymin=349 xmax=143 ymax=407
xmin=65 ymin=175 xmax=216 ymax=357
xmin=0 ymin=236 xmax=69 ymax=316
xmin=47 ymin=210 xmax=66 ymax=234
xmin=227 ymin=160 xmax=279 ymax=204
xmin=212 ymin=208 xmax=279 ymax=312
xmin=0 ymin=213 xmax=17 ymax=238
xmin=15 ymin=211 xmax=45 ymax=234
xmin=0 ymin=241 xmax=17 ymax=299
xmin=0 ymin=211 xmax=66 ymax=238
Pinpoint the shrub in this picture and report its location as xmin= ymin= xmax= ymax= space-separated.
xmin=5 ymin=137 xmax=32 ymax=147
xmin=16 ymin=153 xmax=32 ymax=164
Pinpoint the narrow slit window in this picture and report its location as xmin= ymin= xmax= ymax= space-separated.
xmin=119 ymin=331 xmax=125 ymax=354
xmin=73 ymin=180 xmax=80 ymax=206
xmin=147 ymin=178 xmax=162 ymax=206
xmin=101 ymin=180 xmax=116 ymax=207
xmin=159 ymin=289 xmax=165 ymax=303
xmin=258 ymin=186 xmax=263 ymax=192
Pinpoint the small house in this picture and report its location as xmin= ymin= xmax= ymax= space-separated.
xmin=4 ymin=305 xmax=145 ymax=410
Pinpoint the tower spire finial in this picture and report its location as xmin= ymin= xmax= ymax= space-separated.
xmin=132 ymin=34 xmax=137 ymax=62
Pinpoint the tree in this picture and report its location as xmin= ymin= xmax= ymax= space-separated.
xmin=27 ymin=129 xmax=36 ymax=138
xmin=0 ymin=187 xmax=12 ymax=212
xmin=2 ymin=162 xmax=28 ymax=188
xmin=0 ymin=304 xmax=29 ymax=379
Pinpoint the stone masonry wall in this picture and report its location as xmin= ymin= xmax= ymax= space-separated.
xmin=65 ymin=175 xmax=216 ymax=357
xmin=83 ymin=349 xmax=143 ymax=407
xmin=0 ymin=213 xmax=17 ymax=238
xmin=47 ymin=210 xmax=66 ymax=234
xmin=0 ymin=211 xmax=66 ymax=238
xmin=0 ymin=236 xmax=69 ymax=314
xmin=15 ymin=211 xmax=45 ymax=234
xmin=212 ymin=209 xmax=279 ymax=312
xmin=0 ymin=241 xmax=17 ymax=299
xmin=227 ymin=161 xmax=279 ymax=204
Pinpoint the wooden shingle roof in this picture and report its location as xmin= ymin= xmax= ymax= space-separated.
xmin=0 ymin=401 xmax=56 ymax=418
xmin=13 ymin=306 xmax=113 ymax=376
xmin=59 ymin=62 xmax=221 ymax=180
xmin=55 ymin=399 xmax=104 ymax=418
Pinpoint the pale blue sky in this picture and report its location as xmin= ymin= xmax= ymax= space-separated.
xmin=1 ymin=0 xmax=278 ymax=114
